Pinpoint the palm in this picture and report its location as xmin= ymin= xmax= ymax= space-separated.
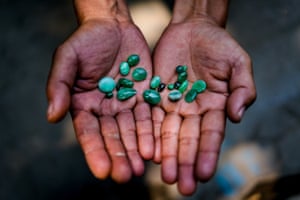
xmin=47 ymin=20 xmax=153 ymax=182
xmin=153 ymin=19 xmax=255 ymax=195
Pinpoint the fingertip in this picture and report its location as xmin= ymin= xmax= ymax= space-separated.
xmin=111 ymin=163 xmax=132 ymax=183
xmin=178 ymin=166 xmax=197 ymax=196
xmin=161 ymin=158 xmax=177 ymax=184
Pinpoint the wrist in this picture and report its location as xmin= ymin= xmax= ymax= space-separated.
xmin=171 ymin=0 xmax=229 ymax=27
xmin=74 ymin=0 xmax=131 ymax=24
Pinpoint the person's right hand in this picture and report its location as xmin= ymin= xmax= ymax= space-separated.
xmin=46 ymin=18 xmax=154 ymax=183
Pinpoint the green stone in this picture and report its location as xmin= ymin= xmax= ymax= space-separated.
xmin=105 ymin=92 xmax=114 ymax=98
xmin=168 ymin=90 xmax=182 ymax=102
xmin=117 ymin=78 xmax=134 ymax=89
xmin=143 ymin=89 xmax=161 ymax=105
xmin=192 ymin=80 xmax=207 ymax=93
xmin=157 ymin=83 xmax=166 ymax=92
xmin=117 ymin=88 xmax=136 ymax=101
xmin=178 ymin=80 xmax=189 ymax=93
xmin=176 ymin=65 xmax=187 ymax=74
xmin=167 ymin=83 xmax=174 ymax=90
xmin=132 ymin=67 xmax=147 ymax=81
xmin=98 ymin=76 xmax=116 ymax=93
xmin=177 ymin=71 xmax=187 ymax=83
xmin=184 ymin=89 xmax=198 ymax=103
xmin=150 ymin=76 xmax=161 ymax=89
xmin=174 ymin=81 xmax=181 ymax=89
xmin=119 ymin=61 xmax=130 ymax=76
xmin=127 ymin=54 xmax=140 ymax=67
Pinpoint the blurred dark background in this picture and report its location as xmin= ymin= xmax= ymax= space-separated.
xmin=1 ymin=0 xmax=300 ymax=199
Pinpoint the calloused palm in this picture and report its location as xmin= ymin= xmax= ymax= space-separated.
xmin=46 ymin=19 xmax=153 ymax=183
xmin=152 ymin=19 xmax=256 ymax=195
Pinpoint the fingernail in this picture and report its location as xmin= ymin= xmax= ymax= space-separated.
xmin=238 ymin=106 xmax=245 ymax=119
xmin=47 ymin=104 xmax=54 ymax=119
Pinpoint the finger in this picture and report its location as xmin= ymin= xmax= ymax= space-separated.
xmin=46 ymin=44 xmax=77 ymax=123
xmin=195 ymin=110 xmax=225 ymax=181
xmin=177 ymin=115 xmax=200 ymax=195
xmin=72 ymin=111 xmax=111 ymax=179
xmin=152 ymin=106 xmax=165 ymax=163
xmin=161 ymin=112 xmax=182 ymax=184
xmin=116 ymin=109 xmax=144 ymax=176
xmin=134 ymin=102 xmax=154 ymax=160
xmin=227 ymin=53 xmax=256 ymax=122
xmin=100 ymin=115 xmax=132 ymax=183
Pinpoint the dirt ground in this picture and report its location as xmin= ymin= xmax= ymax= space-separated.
xmin=1 ymin=0 xmax=300 ymax=199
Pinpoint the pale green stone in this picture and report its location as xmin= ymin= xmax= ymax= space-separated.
xmin=192 ymin=80 xmax=207 ymax=93
xmin=119 ymin=61 xmax=130 ymax=76
xmin=177 ymin=71 xmax=187 ymax=83
xmin=117 ymin=88 xmax=136 ymax=101
xmin=178 ymin=80 xmax=189 ymax=93
xmin=132 ymin=67 xmax=147 ymax=81
xmin=168 ymin=90 xmax=182 ymax=102
xmin=150 ymin=76 xmax=161 ymax=89
xmin=176 ymin=65 xmax=187 ymax=74
xmin=98 ymin=77 xmax=116 ymax=93
xmin=127 ymin=54 xmax=140 ymax=67
xmin=185 ymin=89 xmax=198 ymax=103
xmin=143 ymin=89 xmax=161 ymax=105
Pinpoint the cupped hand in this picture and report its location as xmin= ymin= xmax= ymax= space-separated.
xmin=46 ymin=19 xmax=153 ymax=183
xmin=152 ymin=18 xmax=256 ymax=195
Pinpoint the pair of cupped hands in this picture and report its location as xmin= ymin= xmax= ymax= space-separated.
xmin=46 ymin=17 xmax=256 ymax=195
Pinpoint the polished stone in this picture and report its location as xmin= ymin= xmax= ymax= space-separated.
xmin=143 ymin=89 xmax=161 ymax=105
xmin=167 ymin=83 xmax=174 ymax=90
xmin=178 ymin=80 xmax=188 ymax=93
xmin=185 ymin=89 xmax=198 ymax=103
xmin=117 ymin=88 xmax=137 ymax=101
xmin=105 ymin=92 xmax=114 ymax=98
xmin=168 ymin=90 xmax=182 ymax=102
xmin=174 ymin=81 xmax=181 ymax=89
xmin=177 ymin=71 xmax=187 ymax=83
xmin=150 ymin=76 xmax=161 ymax=89
xmin=157 ymin=83 xmax=166 ymax=92
xmin=192 ymin=80 xmax=207 ymax=93
xmin=117 ymin=78 xmax=134 ymax=89
xmin=98 ymin=76 xmax=116 ymax=93
xmin=119 ymin=61 xmax=130 ymax=76
xmin=127 ymin=54 xmax=140 ymax=67
xmin=132 ymin=67 xmax=147 ymax=81
xmin=176 ymin=65 xmax=187 ymax=74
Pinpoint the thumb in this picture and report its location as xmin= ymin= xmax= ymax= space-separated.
xmin=227 ymin=52 xmax=256 ymax=123
xmin=46 ymin=44 xmax=77 ymax=123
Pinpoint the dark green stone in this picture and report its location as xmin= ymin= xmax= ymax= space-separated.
xmin=105 ymin=92 xmax=114 ymax=98
xmin=178 ymin=80 xmax=188 ymax=93
xmin=168 ymin=90 xmax=182 ymax=102
xmin=192 ymin=80 xmax=207 ymax=93
xmin=98 ymin=76 xmax=116 ymax=93
xmin=177 ymin=71 xmax=188 ymax=83
xmin=117 ymin=88 xmax=137 ymax=101
xmin=127 ymin=54 xmax=140 ymax=67
xmin=184 ymin=89 xmax=198 ymax=103
xmin=157 ymin=83 xmax=166 ymax=92
xmin=150 ymin=76 xmax=161 ymax=89
xmin=167 ymin=83 xmax=174 ymax=90
xmin=132 ymin=67 xmax=147 ymax=81
xmin=176 ymin=65 xmax=187 ymax=74
xmin=174 ymin=81 xmax=181 ymax=89
xmin=117 ymin=78 xmax=134 ymax=89
xmin=119 ymin=61 xmax=130 ymax=76
xmin=143 ymin=89 xmax=161 ymax=105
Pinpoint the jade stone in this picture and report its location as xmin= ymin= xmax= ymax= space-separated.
xmin=117 ymin=88 xmax=137 ymax=101
xmin=119 ymin=61 xmax=130 ymax=76
xmin=176 ymin=65 xmax=187 ymax=74
xmin=178 ymin=80 xmax=189 ymax=93
xmin=174 ymin=81 xmax=181 ymax=89
xmin=98 ymin=76 xmax=116 ymax=93
xmin=143 ymin=89 xmax=161 ymax=105
xmin=157 ymin=83 xmax=166 ymax=92
xmin=192 ymin=80 xmax=207 ymax=93
xmin=177 ymin=71 xmax=188 ymax=83
xmin=117 ymin=78 xmax=134 ymax=89
xmin=185 ymin=89 xmax=198 ymax=103
xmin=167 ymin=83 xmax=174 ymax=90
xmin=127 ymin=54 xmax=140 ymax=67
xmin=150 ymin=76 xmax=161 ymax=89
xmin=132 ymin=67 xmax=147 ymax=81
xmin=168 ymin=90 xmax=182 ymax=102
xmin=105 ymin=92 xmax=114 ymax=98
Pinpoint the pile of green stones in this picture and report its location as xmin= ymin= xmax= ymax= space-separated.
xmin=98 ymin=54 xmax=207 ymax=105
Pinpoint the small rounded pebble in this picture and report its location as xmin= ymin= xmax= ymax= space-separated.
xmin=192 ymin=80 xmax=207 ymax=93
xmin=178 ymin=80 xmax=188 ymax=93
xmin=117 ymin=88 xmax=137 ymax=101
xmin=168 ymin=90 xmax=182 ymax=102
xmin=157 ymin=83 xmax=166 ymax=92
xmin=150 ymin=76 xmax=161 ymax=89
xmin=105 ymin=92 xmax=114 ymax=98
xmin=98 ymin=76 xmax=116 ymax=93
xmin=185 ymin=89 xmax=198 ymax=103
xmin=127 ymin=54 xmax=140 ymax=67
xmin=176 ymin=65 xmax=187 ymax=74
xmin=132 ymin=67 xmax=147 ymax=81
xmin=167 ymin=83 xmax=174 ymax=90
xmin=177 ymin=71 xmax=188 ymax=83
xmin=119 ymin=62 xmax=130 ymax=76
xmin=174 ymin=81 xmax=181 ymax=89
xmin=143 ymin=89 xmax=161 ymax=105
xmin=117 ymin=78 xmax=134 ymax=89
